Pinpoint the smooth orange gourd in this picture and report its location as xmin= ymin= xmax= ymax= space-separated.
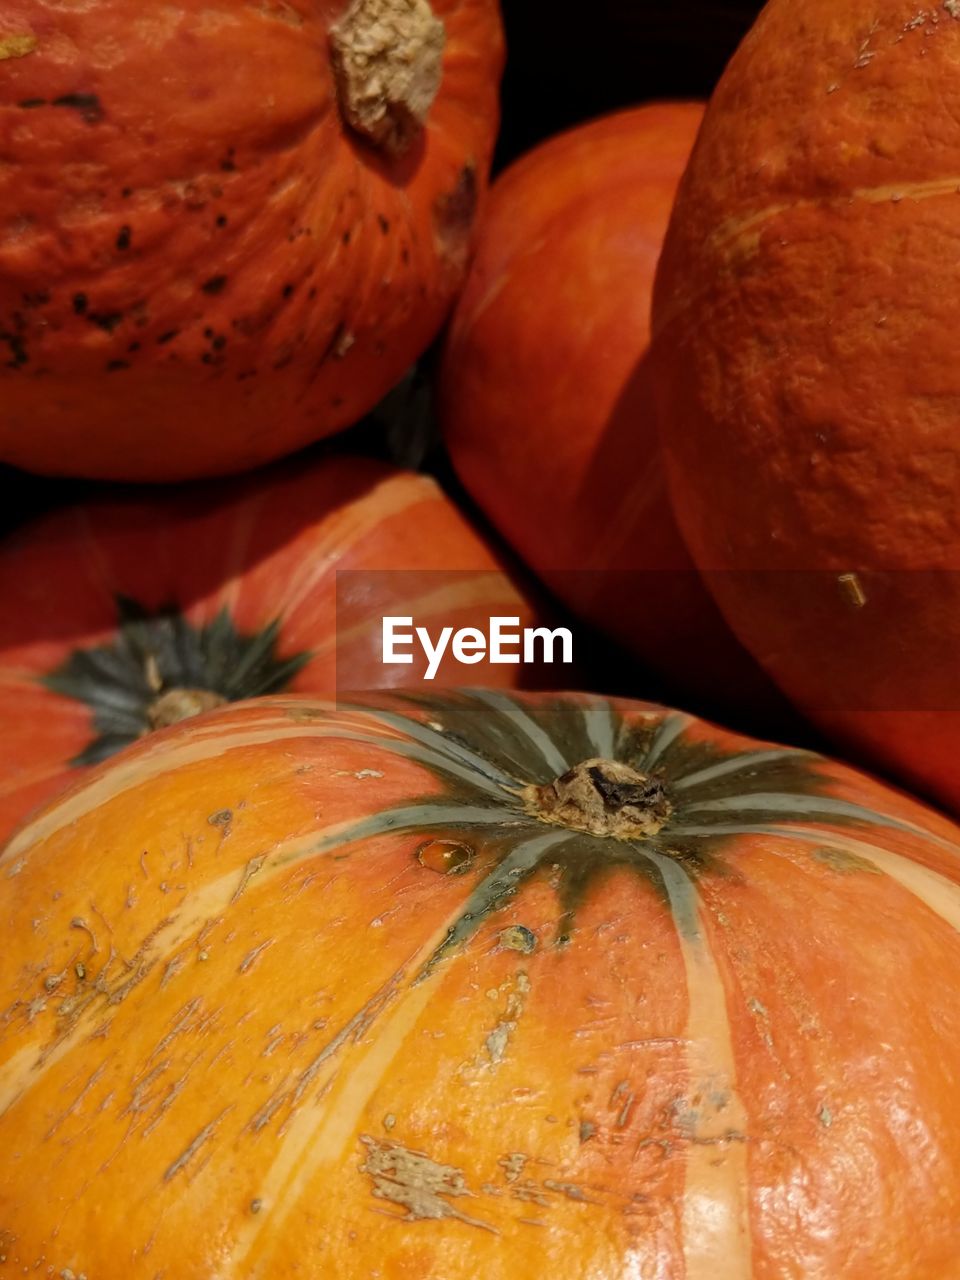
xmin=2 ymin=690 xmax=960 ymax=1276
xmin=0 ymin=454 xmax=534 ymax=843
xmin=0 ymin=0 xmax=503 ymax=479
xmin=440 ymin=105 xmax=782 ymax=719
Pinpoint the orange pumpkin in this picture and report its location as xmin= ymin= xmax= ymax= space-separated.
xmin=0 ymin=0 xmax=503 ymax=481
xmin=0 ymin=454 xmax=534 ymax=843
xmin=2 ymin=689 xmax=960 ymax=1276
xmin=439 ymin=105 xmax=784 ymax=722
xmin=651 ymin=0 xmax=960 ymax=808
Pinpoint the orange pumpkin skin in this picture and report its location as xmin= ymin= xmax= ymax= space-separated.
xmin=438 ymin=106 xmax=779 ymax=715
xmin=0 ymin=454 xmax=534 ymax=844
xmin=651 ymin=1 xmax=960 ymax=807
xmin=2 ymin=689 xmax=960 ymax=1278
xmin=0 ymin=0 xmax=503 ymax=481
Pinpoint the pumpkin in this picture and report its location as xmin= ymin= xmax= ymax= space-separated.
xmin=439 ymin=105 xmax=786 ymax=725
xmin=3 ymin=688 xmax=960 ymax=1276
xmin=0 ymin=0 xmax=503 ymax=481
xmin=651 ymin=0 xmax=960 ymax=810
xmin=0 ymin=453 xmax=535 ymax=844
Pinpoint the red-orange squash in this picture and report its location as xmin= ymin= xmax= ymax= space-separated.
xmin=0 ymin=454 xmax=534 ymax=843
xmin=3 ymin=689 xmax=960 ymax=1276
xmin=438 ymin=105 xmax=782 ymax=720
xmin=651 ymin=0 xmax=960 ymax=809
xmin=0 ymin=0 xmax=503 ymax=480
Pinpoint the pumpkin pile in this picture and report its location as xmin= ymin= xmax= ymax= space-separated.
xmin=3 ymin=0 xmax=960 ymax=1276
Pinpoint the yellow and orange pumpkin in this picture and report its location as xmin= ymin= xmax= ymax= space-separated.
xmin=2 ymin=689 xmax=959 ymax=1275
xmin=0 ymin=0 xmax=503 ymax=480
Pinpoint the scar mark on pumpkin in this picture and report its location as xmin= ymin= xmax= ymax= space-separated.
xmin=163 ymin=1105 xmax=233 ymax=1182
xmin=709 ymin=175 xmax=960 ymax=267
xmin=359 ymin=1136 xmax=498 ymax=1232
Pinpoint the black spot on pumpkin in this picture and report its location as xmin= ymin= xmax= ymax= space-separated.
xmin=88 ymin=311 xmax=124 ymax=333
xmin=220 ymin=149 xmax=237 ymax=173
xmin=106 ymin=360 xmax=129 ymax=372
xmin=282 ymin=283 xmax=295 ymax=299
xmin=378 ymin=214 xmax=390 ymax=234
xmin=115 ymin=226 xmax=132 ymax=251
xmin=216 ymin=215 xmax=228 ymax=228
xmin=72 ymin=293 xmax=88 ymax=316
xmin=1 ymin=331 xmax=28 ymax=368
xmin=201 ymin=276 xmax=228 ymax=295
xmin=52 ymin=92 xmax=104 ymax=124
xmin=157 ymin=330 xmax=179 ymax=345
xmin=22 ymin=290 xmax=50 ymax=308
xmin=18 ymin=98 xmax=46 ymax=110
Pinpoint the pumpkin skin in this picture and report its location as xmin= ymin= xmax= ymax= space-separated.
xmin=0 ymin=0 xmax=503 ymax=481
xmin=439 ymin=105 xmax=785 ymax=721
xmin=650 ymin=0 xmax=960 ymax=809
xmin=0 ymin=454 xmax=535 ymax=844
xmin=3 ymin=689 xmax=960 ymax=1277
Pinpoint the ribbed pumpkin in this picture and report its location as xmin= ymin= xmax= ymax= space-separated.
xmin=3 ymin=689 xmax=960 ymax=1276
xmin=651 ymin=0 xmax=960 ymax=809
xmin=440 ymin=105 xmax=784 ymax=721
xmin=0 ymin=454 xmax=534 ymax=843
xmin=0 ymin=0 xmax=503 ymax=480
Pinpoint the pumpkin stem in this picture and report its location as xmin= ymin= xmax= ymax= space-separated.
xmin=522 ymin=759 xmax=672 ymax=841
xmin=330 ymin=0 xmax=446 ymax=158
xmin=147 ymin=688 xmax=228 ymax=731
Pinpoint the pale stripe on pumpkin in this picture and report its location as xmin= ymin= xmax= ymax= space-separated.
xmin=643 ymin=848 xmax=753 ymax=1278
xmin=766 ymin=827 xmax=960 ymax=936
xmin=0 ymin=706 xmax=445 ymax=868
xmin=222 ymin=872 xmax=533 ymax=1274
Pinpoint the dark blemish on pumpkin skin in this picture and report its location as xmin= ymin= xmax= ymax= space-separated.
xmin=22 ymin=290 xmax=50 ymax=308
xmin=1 ymin=332 xmax=28 ymax=368
xmin=378 ymin=215 xmax=390 ymax=234
xmin=115 ymin=226 xmax=132 ymax=251
xmin=212 ymin=335 xmax=226 ymax=351
xmin=216 ymin=215 xmax=228 ymax=228
xmin=157 ymin=330 xmax=179 ymax=345
xmin=106 ymin=360 xmax=129 ymax=372
xmin=88 ymin=311 xmax=124 ymax=333
xmin=52 ymin=92 xmax=104 ymax=124
xmin=220 ymin=149 xmax=237 ymax=173
xmin=202 ymin=276 xmax=228 ymax=295
xmin=127 ymin=341 xmax=141 ymax=353
xmin=72 ymin=293 xmax=88 ymax=316
xmin=122 ymin=187 xmax=133 ymax=199
xmin=18 ymin=98 xmax=46 ymax=110
xmin=282 ymin=284 xmax=295 ymax=299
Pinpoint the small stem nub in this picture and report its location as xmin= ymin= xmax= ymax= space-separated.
xmin=330 ymin=0 xmax=446 ymax=157
xmin=147 ymin=688 xmax=227 ymax=731
xmin=523 ymin=759 xmax=671 ymax=841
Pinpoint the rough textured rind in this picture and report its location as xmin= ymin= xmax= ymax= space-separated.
xmin=0 ymin=0 xmax=503 ymax=480
xmin=651 ymin=0 xmax=960 ymax=810
xmin=3 ymin=689 xmax=960 ymax=1277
